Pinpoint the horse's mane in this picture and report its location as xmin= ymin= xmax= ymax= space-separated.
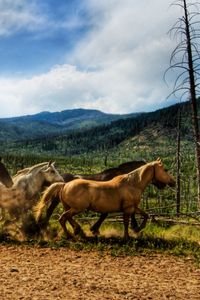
xmin=13 ymin=168 xmax=30 ymax=178
xmin=123 ymin=162 xmax=152 ymax=184
xmin=118 ymin=160 xmax=146 ymax=169
xmin=13 ymin=162 xmax=49 ymax=179
xmin=26 ymin=162 xmax=50 ymax=174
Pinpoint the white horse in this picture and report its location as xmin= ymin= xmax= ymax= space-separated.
xmin=1 ymin=161 xmax=64 ymax=219
xmin=0 ymin=184 xmax=22 ymax=211
xmin=13 ymin=161 xmax=63 ymax=206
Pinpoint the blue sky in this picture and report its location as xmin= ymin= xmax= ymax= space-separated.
xmin=0 ymin=0 xmax=91 ymax=76
xmin=0 ymin=0 xmax=183 ymax=117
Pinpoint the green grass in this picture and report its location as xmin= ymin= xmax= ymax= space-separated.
xmin=1 ymin=219 xmax=200 ymax=264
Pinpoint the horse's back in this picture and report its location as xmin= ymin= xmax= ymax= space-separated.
xmin=63 ymin=175 xmax=125 ymax=189
xmin=62 ymin=178 xmax=125 ymax=213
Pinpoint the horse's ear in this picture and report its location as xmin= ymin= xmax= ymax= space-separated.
xmin=156 ymin=158 xmax=162 ymax=166
xmin=156 ymin=157 xmax=161 ymax=162
xmin=47 ymin=160 xmax=52 ymax=167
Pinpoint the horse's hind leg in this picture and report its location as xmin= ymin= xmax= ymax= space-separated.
xmin=90 ymin=213 xmax=108 ymax=235
xmin=59 ymin=208 xmax=85 ymax=239
xmin=45 ymin=197 xmax=60 ymax=224
xmin=59 ymin=209 xmax=75 ymax=239
xmin=68 ymin=217 xmax=86 ymax=238
xmin=38 ymin=197 xmax=60 ymax=229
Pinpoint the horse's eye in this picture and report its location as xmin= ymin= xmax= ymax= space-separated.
xmin=164 ymin=169 xmax=168 ymax=172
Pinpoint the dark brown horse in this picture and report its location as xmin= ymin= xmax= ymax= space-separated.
xmin=62 ymin=160 xmax=146 ymax=182
xmin=0 ymin=158 xmax=13 ymax=188
xmin=38 ymin=160 xmax=166 ymax=234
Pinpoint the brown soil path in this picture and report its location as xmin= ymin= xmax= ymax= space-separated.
xmin=0 ymin=245 xmax=200 ymax=300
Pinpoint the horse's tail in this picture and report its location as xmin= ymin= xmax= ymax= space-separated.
xmin=34 ymin=182 xmax=65 ymax=224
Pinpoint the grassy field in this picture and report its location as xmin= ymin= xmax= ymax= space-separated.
xmin=1 ymin=215 xmax=200 ymax=264
xmin=0 ymin=131 xmax=199 ymax=262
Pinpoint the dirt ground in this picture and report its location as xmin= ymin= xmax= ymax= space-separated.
xmin=0 ymin=245 xmax=200 ymax=300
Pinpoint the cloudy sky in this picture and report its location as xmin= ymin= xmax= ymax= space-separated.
xmin=0 ymin=0 xmax=183 ymax=117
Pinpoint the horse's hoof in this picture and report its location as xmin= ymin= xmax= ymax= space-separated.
xmin=90 ymin=229 xmax=100 ymax=236
xmin=68 ymin=236 xmax=77 ymax=242
xmin=133 ymin=226 xmax=140 ymax=233
xmin=74 ymin=228 xmax=81 ymax=236
xmin=90 ymin=226 xmax=100 ymax=236
xmin=123 ymin=235 xmax=130 ymax=243
xmin=65 ymin=233 xmax=75 ymax=240
xmin=79 ymin=230 xmax=86 ymax=239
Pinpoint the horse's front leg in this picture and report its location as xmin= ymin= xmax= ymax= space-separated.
xmin=90 ymin=213 xmax=108 ymax=235
xmin=134 ymin=207 xmax=148 ymax=233
xmin=130 ymin=213 xmax=139 ymax=231
xmin=123 ymin=213 xmax=130 ymax=241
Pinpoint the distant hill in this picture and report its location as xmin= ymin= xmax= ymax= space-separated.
xmin=0 ymin=108 xmax=139 ymax=141
xmin=0 ymin=100 xmax=195 ymax=157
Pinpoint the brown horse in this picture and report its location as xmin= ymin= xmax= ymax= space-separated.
xmin=0 ymin=158 xmax=13 ymax=188
xmin=42 ymin=160 xmax=166 ymax=234
xmin=41 ymin=160 xmax=147 ymax=233
xmin=62 ymin=160 xmax=146 ymax=182
xmin=35 ymin=159 xmax=175 ymax=241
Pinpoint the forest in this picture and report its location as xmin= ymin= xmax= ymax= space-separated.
xmin=0 ymin=100 xmax=198 ymax=219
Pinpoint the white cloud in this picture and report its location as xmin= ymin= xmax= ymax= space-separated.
xmin=0 ymin=0 xmax=87 ymax=37
xmin=0 ymin=0 xmax=184 ymax=117
xmin=0 ymin=0 xmax=47 ymax=36
xmin=70 ymin=0 xmax=182 ymax=112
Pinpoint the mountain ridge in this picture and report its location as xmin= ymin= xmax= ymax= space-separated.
xmin=0 ymin=108 xmax=140 ymax=141
xmin=0 ymin=100 xmax=195 ymax=157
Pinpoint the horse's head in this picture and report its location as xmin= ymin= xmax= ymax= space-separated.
xmin=152 ymin=158 xmax=175 ymax=188
xmin=41 ymin=161 xmax=64 ymax=184
xmin=0 ymin=162 xmax=13 ymax=188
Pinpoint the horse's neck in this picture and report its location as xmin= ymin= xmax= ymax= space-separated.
xmin=128 ymin=164 xmax=154 ymax=191
xmin=15 ymin=171 xmax=45 ymax=199
xmin=28 ymin=171 xmax=45 ymax=191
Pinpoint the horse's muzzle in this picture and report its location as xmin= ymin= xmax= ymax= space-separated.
xmin=154 ymin=181 xmax=166 ymax=190
xmin=169 ymin=179 xmax=176 ymax=188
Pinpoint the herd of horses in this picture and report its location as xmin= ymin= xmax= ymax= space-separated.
xmin=0 ymin=157 xmax=175 ymax=241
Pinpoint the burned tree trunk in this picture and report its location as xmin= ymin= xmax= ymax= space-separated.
xmin=183 ymin=0 xmax=200 ymax=208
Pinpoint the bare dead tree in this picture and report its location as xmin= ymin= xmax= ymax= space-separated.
xmin=165 ymin=0 xmax=200 ymax=209
xmin=176 ymin=105 xmax=181 ymax=215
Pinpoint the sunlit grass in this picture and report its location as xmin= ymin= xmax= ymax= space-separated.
xmin=0 ymin=218 xmax=200 ymax=263
xmin=143 ymin=221 xmax=200 ymax=244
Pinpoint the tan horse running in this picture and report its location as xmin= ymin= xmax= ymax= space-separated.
xmin=35 ymin=159 xmax=175 ymax=241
